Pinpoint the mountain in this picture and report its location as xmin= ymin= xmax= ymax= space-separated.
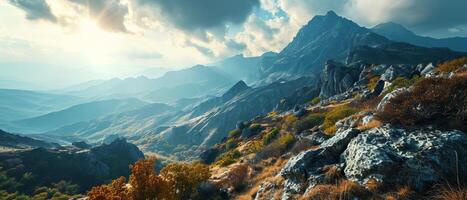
xmin=0 ymin=129 xmax=57 ymax=151
xmin=0 ymin=89 xmax=82 ymax=121
xmin=11 ymin=98 xmax=149 ymax=133
xmin=372 ymin=22 xmax=467 ymax=52
xmin=66 ymin=65 xmax=234 ymax=103
xmin=346 ymin=42 xmax=466 ymax=65
xmin=0 ymin=138 xmax=144 ymax=193
xmin=212 ymin=54 xmax=265 ymax=84
xmin=42 ymin=102 xmax=178 ymax=144
xmin=259 ymin=11 xmax=390 ymax=81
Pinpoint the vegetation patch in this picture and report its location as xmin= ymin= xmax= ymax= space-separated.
xmin=215 ymin=150 xmax=242 ymax=167
xmin=322 ymin=105 xmax=360 ymax=135
xmin=294 ymin=113 xmax=325 ymax=133
xmin=377 ymin=77 xmax=467 ymax=132
xmin=436 ymin=57 xmax=467 ymax=73
xmin=262 ymin=128 xmax=280 ymax=145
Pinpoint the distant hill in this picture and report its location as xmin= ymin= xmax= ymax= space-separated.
xmin=0 ymin=129 xmax=57 ymax=150
xmin=12 ymin=98 xmax=149 ymax=133
xmin=372 ymin=22 xmax=467 ymax=52
xmin=65 ymin=65 xmax=235 ymax=103
xmin=0 ymin=89 xmax=82 ymax=121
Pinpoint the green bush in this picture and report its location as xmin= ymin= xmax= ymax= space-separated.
xmin=255 ymin=134 xmax=296 ymax=161
xmin=226 ymin=138 xmax=237 ymax=150
xmin=262 ymin=128 xmax=279 ymax=145
xmin=323 ymin=105 xmax=359 ymax=135
xmin=294 ymin=113 xmax=325 ymax=133
xmin=228 ymin=129 xmax=241 ymax=138
xmin=215 ymin=150 xmax=242 ymax=167
xmin=276 ymin=134 xmax=296 ymax=149
xmin=310 ymin=97 xmax=321 ymax=105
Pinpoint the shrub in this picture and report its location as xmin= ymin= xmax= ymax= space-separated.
xmin=215 ymin=150 xmax=242 ymax=167
xmin=255 ymin=134 xmax=296 ymax=161
xmin=323 ymin=105 xmax=360 ymax=135
xmin=437 ymin=57 xmax=467 ymax=73
xmin=228 ymin=129 xmax=241 ymax=138
xmin=160 ymin=162 xmax=210 ymax=199
xmin=282 ymin=115 xmax=298 ymax=130
xmin=294 ymin=113 xmax=325 ymax=133
xmin=226 ymin=138 xmax=237 ymax=150
xmin=310 ymin=97 xmax=321 ymax=105
xmin=276 ymin=134 xmax=296 ymax=149
xmin=377 ymin=77 xmax=467 ymax=132
xmin=88 ymin=157 xmax=211 ymax=200
xmin=262 ymin=128 xmax=280 ymax=145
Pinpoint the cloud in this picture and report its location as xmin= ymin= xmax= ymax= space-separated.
xmin=277 ymin=0 xmax=467 ymax=34
xmin=135 ymin=0 xmax=259 ymax=32
xmin=8 ymin=0 xmax=57 ymax=22
xmin=69 ymin=0 xmax=129 ymax=32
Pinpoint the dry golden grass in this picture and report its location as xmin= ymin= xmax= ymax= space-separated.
xmin=300 ymin=180 xmax=367 ymax=200
xmin=432 ymin=185 xmax=467 ymax=200
xmin=436 ymin=57 xmax=467 ymax=73
xmin=365 ymin=178 xmax=380 ymax=192
xmin=234 ymin=159 xmax=288 ymax=200
xmin=396 ymin=185 xmax=412 ymax=199
xmin=323 ymin=165 xmax=340 ymax=183
xmin=357 ymin=119 xmax=383 ymax=131
xmin=385 ymin=195 xmax=397 ymax=200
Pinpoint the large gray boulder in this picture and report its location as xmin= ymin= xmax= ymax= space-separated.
xmin=343 ymin=126 xmax=467 ymax=190
xmin=376 ymin=88 xmax=409 ymax=111
xmin=279 ymin=129 xmax=360 ymax=196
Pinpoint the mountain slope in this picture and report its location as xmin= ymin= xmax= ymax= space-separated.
xmin=0 ymin=129 xmax=57 ymax=150
xmin=372 ymin=22 xmax=467 ymax=52
xmin=66 ymin=65 xmax=234 ymax=103
xmin=0 ymin=89 xmax=82 ymax=121
xmin=259 ymin=11 xmax=390 ymax=81
xmin=12 ymin=98 xmax=148 ymax=133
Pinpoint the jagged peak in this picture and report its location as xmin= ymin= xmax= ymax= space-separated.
xmin=222 ymin=80 xmax=250 ymax=100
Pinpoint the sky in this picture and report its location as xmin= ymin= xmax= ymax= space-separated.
xmin=1 ymin=0 xmax=467 ymax=89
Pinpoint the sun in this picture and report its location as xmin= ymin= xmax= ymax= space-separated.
xmin=72 ymin=18 xmax=118 ymax=65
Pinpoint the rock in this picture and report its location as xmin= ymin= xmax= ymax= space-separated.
xmin=335 ymin=116 xmax=360 ymax=133
xmin=102 ymin=134 xmax=122 ymax=145
xmin=376 ymin=88 xmax=409 ymax=111
xmin=371 ymin=80 xmax=385 ymax=96
xmin=236 ymin=121 xmax=247 ymax=130
xmin=255 ymin=181 xmax=280 ymax=200
xmin=199 ymin=148 xmax=220 ymax=164
xmin=279 ymin=129 xmax=360 ymax=196
xmin=319 ymin=60 xmax=361 ymax=98
xmin=293 ymin=105 xmax=307 ymax=117
xmin=304 ymin=131 xmax=329 ymax=146
xmin=380 ymin=65 xmax=414 ymax=81
xmin=343 ymin=126 xmax=467 ymax=191
xmin=420 ymin=63 xmax=435 ymax=75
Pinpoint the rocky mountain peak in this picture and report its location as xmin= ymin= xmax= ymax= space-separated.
xmin=222 ymin=80 xmax=250 ymax=100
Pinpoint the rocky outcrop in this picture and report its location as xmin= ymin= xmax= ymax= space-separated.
xmin=343 ymin=126 xmax=467 ymax=190
xmin=319 ymin=60 xmax=361 ymax=98
xmin=376 ymin=88 xmax=409 ymax=111
xmin=279 ymin=129 xmax=360 ymax=197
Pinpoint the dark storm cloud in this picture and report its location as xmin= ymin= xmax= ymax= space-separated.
xmin=8 ymin=0 xmax=57 ymax=22
xmin=136 ymin=0 xmax=260 ymax=31
xmin=69 ymin=0 xmax=129 ymax=32
xmin=383 ymin=0 xmax=467 ymax=32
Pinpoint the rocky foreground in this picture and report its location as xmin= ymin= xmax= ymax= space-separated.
xmin=197 ymin=57 xmax=467 ymax=200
